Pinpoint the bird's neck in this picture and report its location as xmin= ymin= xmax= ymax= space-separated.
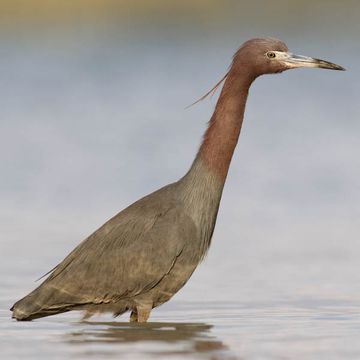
xmin=177 ymin=65 xmax=254 ymax=255
xmin=195 ymin=66 xmax=254 ymax=184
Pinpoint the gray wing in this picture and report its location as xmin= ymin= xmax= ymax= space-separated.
xmin=38 ymin=189 xmax=197 ymax=307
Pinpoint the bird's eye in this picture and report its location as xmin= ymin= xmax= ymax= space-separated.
xmin=266 ymin=52 xmax=276 ymax=59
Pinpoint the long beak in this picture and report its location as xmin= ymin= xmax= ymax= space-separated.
xmin=282 ymin=53 xmax=345 ymax=71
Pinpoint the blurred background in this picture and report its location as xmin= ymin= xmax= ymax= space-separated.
xmin=0 ymin=1 xmax=359 ymax=359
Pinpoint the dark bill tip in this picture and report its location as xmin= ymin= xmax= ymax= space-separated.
xmin=315 ymin=58 xmax=346 ymax=71
xmin=285 ymin=53 xmax=346 ymax=71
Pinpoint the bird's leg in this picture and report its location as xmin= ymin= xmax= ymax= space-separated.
xmin=129 ymin=309 xmax=138 ymax=322
xmin=129 ymin=303 xmax=152 ymax=323
xmin=136 ymin=306 xmax=151 ymax=322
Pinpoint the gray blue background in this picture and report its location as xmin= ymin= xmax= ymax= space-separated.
xmin=0 ymin=1 xmax=359 ymax=359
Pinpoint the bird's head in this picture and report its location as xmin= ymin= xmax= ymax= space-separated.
xmin=188 ymin=37 xmax=345 ymax=107
xmin=234 ymin=38 xmax=345 ymax=77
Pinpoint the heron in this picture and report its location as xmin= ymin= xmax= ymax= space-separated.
xmin=11 ymin=38 xmax=344 ymax=322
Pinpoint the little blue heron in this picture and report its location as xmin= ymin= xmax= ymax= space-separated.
xmin=11 ymin=38 xmax=344 ymax=322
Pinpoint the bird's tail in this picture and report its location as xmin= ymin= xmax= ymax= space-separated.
xmin=10 ymin=284 xmax=81 ymax=321
xmin=11 ymin=300 xmax=45 ymax=321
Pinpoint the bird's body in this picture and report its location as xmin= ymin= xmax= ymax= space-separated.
xmin=12 ymin=159 xmax=223 ymax=321
xmin=11 ymin=38 xmax=344 ymax=322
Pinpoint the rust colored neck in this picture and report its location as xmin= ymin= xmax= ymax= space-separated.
xmin=196 ymin=64 xmax=255 ymax=182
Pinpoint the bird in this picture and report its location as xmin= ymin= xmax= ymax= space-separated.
xmin=11 ymin=38 xmax=344 ymax=322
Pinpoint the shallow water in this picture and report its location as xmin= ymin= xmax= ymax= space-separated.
xmin=2 ymin=300 xmax=360 ymax=359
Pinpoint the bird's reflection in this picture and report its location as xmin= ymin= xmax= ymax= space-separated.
xmin=65 ymin=321 xmax=234 ymax=358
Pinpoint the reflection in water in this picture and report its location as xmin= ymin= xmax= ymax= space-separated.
xmin=64 ymin=321 xmax=235 ymax=359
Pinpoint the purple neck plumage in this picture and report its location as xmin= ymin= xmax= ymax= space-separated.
xmin=196 ymin=63 xmax=256 ymax=183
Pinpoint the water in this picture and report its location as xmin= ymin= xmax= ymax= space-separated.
xmin=1 ymin=3 xmax=360 ymax=359
xmin=2 ymin=300 xmax=360 ymax=359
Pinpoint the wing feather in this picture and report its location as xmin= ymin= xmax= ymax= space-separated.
xmin=37 ymin=189 xmax=196 ymax=307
